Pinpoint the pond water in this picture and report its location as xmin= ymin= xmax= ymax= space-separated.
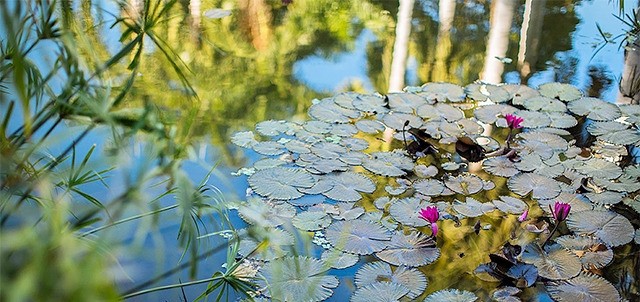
xmin=2 ymin=0 xmax=640 ymax=301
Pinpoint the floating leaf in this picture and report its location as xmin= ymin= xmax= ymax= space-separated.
xmin=492 ymin=286 xmax=522 ymax=302
xmin=567 ymin=97 xmax=621 ymax=121
xmin=521 ymin=243 xmax=581 ymax=280
xmin=387 ymin=92 xmax=430 ymax=113
xmin=340 ymin=137 xmax=369 ymax=151
xmin=417 ymin=103 xmax=465 ymax=122
xmin=555 ymin=235 xmax=613 ymax=269
xmin=363 ymin=151 xmax=414 ymax=177
xmin=351 ymin=282 xmax=410 ymax=302
xmin=508 ymin=173 xmax=561 ymax=199
xmin=453 ymin=197 xmax=496 ymax=217
xmin=484 ymin=156 xmax=519 ymax=177
xmin=253 ymin=141 xmax=286 ymax=155
xmin=505 ymin=263 xmax=538 ymax=288
xmin=355 ymin=119 xmax=386 ymax=134
xmin=292 ymin=211 xmax=332 ymax=231
xmin=304 ymin=120 xmax=332 ymax=134
xmin=503 ymin=84 xmax=541 ymax=105
xmin=620 ymin=104 xmax=640 ymax=124
xmin=474 ymin=104 xmax=517 ymax=124
xmin=420 ymin=82 xmax=466 ymax=102
xmin=546 ymin=112 xmax=578 ymax=129
xmin=492 ymin=196 xmax=527 ymax=214
xmin=284 ymin=139 xmax=311 ymax=154
xmin=546 ymin=273 xmax=621 ymax=302
xmin=538 ymin=192 xmax=593 ymax=214
xmin=325 ymin=220 xmax=391 ymax=255
xmin=423 ymin=289 xmax=478 ymax=302
xmin=413 ymin=179 xmax=446 ymax=196
xmin=445 ymin=174 xmax=485 ymax=195
xmin=584 ymin=191 xmax=624 ymax=205
xmin=512 ymin=110 xmax=551 ymax=128
xmin=375 ymin=231 xmax=440 ymax=267
xmin=311 ymin=142 xmax=348 ymax=159
xmin=331 ymin=123 xmax=358 ymax=137
xmin=523 ymin=96 xmax=566 ymax=112
xmin=566 ymin=210 xmax=634 ymax=247
xmin=355 ymin=262 xmax=427 ymax=299
xmin=382 ymin=112 xmax=423 ymax=130
xmin=308 ymin=98 xmax=361 ymax=123
xmin=389 ymin=197 xmax=430 ymax=227
xmin=238 ymin=227 xmax=294 ymax=261
xmin=248 ymin=167 xmax=315 ymax=200
xmin=238 ymin=198 xmax=296 ymax=227
xmin=538 ymin=82 xmax=582 ymax=102
xmin=573 ymin=158 xmax=622 ymax=180
xmin=231 ymin=131 xmax=258 ymax=148
xmin=353 ymin=94 xmax=390 ymax=113
xmin=320 ymin=249 xmax=359 ymax=269
xmin=256 ymin=120 xmax=289 ymax=136
xmin=329 ymin=202 xmax=365 ymax=221
xmin=587 ymin=121 xmax=640 ymax=145
xmin=466 ymin=83 xmax=511 ymax=103
xmin=322 ymin=172 xmax=375 ymax=202
xmin=253 ymin=158 xmax=287 ymax=170
xmin=258 ymin=256 xmax=339 ymax=302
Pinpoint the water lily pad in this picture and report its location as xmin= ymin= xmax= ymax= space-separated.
xmin=466 ymin=83 xmax=511 ymax=103
xmin=453 ymin=197 xmax=496 ymax=217
xmin=587 ymin=121 xmax=640 ymax=145
xmin=258 ymin=256 xmax=339 ymax=302
xmin=555 ymin=235 xmax=613 ymax=269
xmin=231 ymin=131 xmax=258 ymax=148
xmin=256 ymin=120 xmax=289 ymax=136
xmin=387 ymin=92 xmax=430 ymax=113
xmin=382 ymin=112 xmax=423 ymax=130
xmin=351 ymin=282 xmax=410 ymax=302
xmin=284 ymin=139 xmax=311 ymax=153
xmin=538 ymin=192 xmax=593 ymax=214
xmin=503 ymin=84 xmax=541 ymax=105
xmin=311 ymin=142 xmax=348 ymax=159
xmin=505 ymin=263 xmax=538 ymax=288
xmin=253 ymin=141 xmax=287 ymax=155
xmin=546 ymin=273 xmax=621 ymax=302
xmin=253 ymin=158 xmax=288 ymax=170
xmin=521 ymin=243 xmax=581 ymax=280
xmin=389 ymin=197 xmax=430 ymax=227
xmin=538 ymin=82 xmax=582 ymax=102
xmin=620 ymin=104 xmax=640 ymax=124
xmin=320 ymin=249 xmax=359 ymax=269
xmin=292 ymin=211 xmax=332 ymax=231
xmin=484 ymin=156 xmax=519 ymax=177
xmin=363 ymin=151 xmax=414 ymax=177
xmin=421 ymin=82 xmax=466 ymax=102
xmin=325 ymin=220 xmax=391 ymax=255
xmin=340 ymin=137 xmax=369 ymax=151
xmin=355 ymin=262 xmax=427 ymax=299
xmin=573 ymin=158 xmax=622 ymax=180
xmin=353 ymin=94 xmax=390 ymax=113
xmin=474 ymin=104 xmax=517 ymax=124
xmin=375 ymin=231 xmax=440 ymax=267
xmin=445 ymin=174 xmax=485 ymax=195
xmin=584 ymin=191 xmax=624 ymax=205
xmin=508 ymin=173 xmax=561 ymax=199
xmin=492 ymin=196 xmax=527 ymax=214
xmin=566 ymin=210 xmax=634 ymax=247
xmin=303 ymin=120 xmax=332 ymax=134
xmin=546 ymin=112 xmax=578 ymax=129
xmin=238 ymin=227 xmax=294 ymax=260
xmin=492 ymin=286 xmax=522 ymax=302
xmin=248 ymin=167 xmax=315 ymax=200
xmin=567 ymin=97 xmax=621 ymax=121
xmin=512 ymin=110 xmax=551 ymax=128
xmin=322 ymin=172 xmax=375 ymax=202
xmin=328 ymin=202 xmax=365 ymax=220
xmin=413 ymin=179 xmax=446 ymax=196
xmin=424 ymin=289 xmax=478 ymax=302
xmin=523 ymin=96 xmax=567 ymax=112
xmin=355 ymin=119 xmax=386 ymax=134
xmin=238 ymin=198 xmax=296 ymax=227
xmin=309 ymin=98 xmax=361 ymax=123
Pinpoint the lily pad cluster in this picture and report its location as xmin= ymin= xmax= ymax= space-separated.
xmin=231 ymin=82 xmax=640 ymax=301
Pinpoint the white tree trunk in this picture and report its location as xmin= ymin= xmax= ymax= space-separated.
xmin=432 ymin=0 xmax=456 ymax=82
xmin=517 ymin=0 xmax=546 ymax=82
xmin=480 ymin=0 xmax=516 ymax=84
xmin=388 ymin=0 xmax=415 ymax=92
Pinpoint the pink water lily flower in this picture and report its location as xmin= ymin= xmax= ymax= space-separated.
xmin=551 ymin=201 xmax=571 ymax=222
xmin=419 ymin=206 xmax=439 ymax=237
xmin=505 ymin=114 xmax=524 ymax=129
xmin=518 ymin=210 xmax=529 ymax=222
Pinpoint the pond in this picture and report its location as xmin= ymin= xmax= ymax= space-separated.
xmin=1 ymin=0 xmax=639 ymax=301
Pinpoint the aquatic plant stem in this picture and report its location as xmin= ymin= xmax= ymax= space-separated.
xmin=122 ymin=276 xmax=224 ymax=299
xmin=541 ymin=222 xmax=560 ymax=248
xmin=80 ymin=204 xmax=179 ymax=237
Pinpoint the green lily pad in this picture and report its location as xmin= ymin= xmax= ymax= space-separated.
xmin=555 ymin=235 xmax=613 ymax=269
xmin=546 ymin=273 xmax=621 ymax=302
xmin=566 ymin=210 xmax=634 ymax=247
xmin=325 ymin=220 xmax=392 ymax=255
xmin=466 ymin=83 xmax=511 ymax=103
xmin=538 ymin=82 xmax=582 ymax=102
xmin=258 ymin=256 xmax=339 ymax=302
xmin=355 ymin=262 xmax=427 ymax=299
xmin=320 ymin=249 xmax=359 ymax=269
xmin=420 ymin=82 xmax=466 ymax=102
xmin=503 ymin=84 xmax=541 ymax=105
xmin=375 ymin=231 xmax=440 ymax=267
xmin=351 ymin=282 xmax=410 ymax=302
xmin=445 ymin=174 xmax=485 ymax=195
xmin=567 ymin=97 xmax=621 ymax=121
xmin=248 ymin=167 xmax=315 ymax=200
xmin=322 ymin=172 xmax=375 ymax=202
xmin=521 ymin=243 xmax=581 ymax=280
xmin=424 ymin=289 xmax=478 ymax=302
xmin=453 ymin=197 xmax=496 ymax=217
xmin=363 ymin=151 xmax=414 ymax=177
xmin=508 ymin=173 xmax=561 ymax=200
xmin=355 ymin=119 xmax=386 ymax=134
xmin=231 ymin=131 xmax=258 ymax=148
